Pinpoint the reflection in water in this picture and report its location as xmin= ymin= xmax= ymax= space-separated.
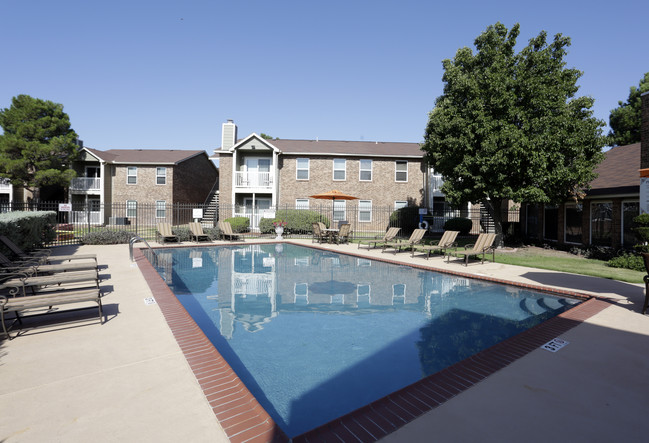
xmin=149 ymin=244 xmax=580 ymax=437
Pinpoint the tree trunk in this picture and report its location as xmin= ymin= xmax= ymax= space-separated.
xmin=481 ymin=198 xmax=504 ymax=247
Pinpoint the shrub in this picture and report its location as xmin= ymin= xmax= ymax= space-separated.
xmin=582 ymin=246 xmax=617 ymax=261
xmin=607 ymin=253 xmax=645 ymax=272
xmin=389 ymin=206 xmax=421 ymax=234
xmin=258 ymin=210 xmax=328 ymax=234
xmin=172 ymin=226 xmax=192 ymax=242
xmin=81 ymin=229 xmax=133 ymax=245
xmin=225 ymin=217 xmax=249 ymax=232
xmin=443 ymin=217 xmax=472 ymax=235
xmin=0 ymin=211 xmax=56 ymax=253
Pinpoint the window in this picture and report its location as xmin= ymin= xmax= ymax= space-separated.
xmin=294 ymin=283 xmax=308 ymax=305
xmin=126 ymin=200 xmax=137 ymax=218
xmin=622 ymin=202 xmax=639 ymax=248
xmin=296 ymin=158 xmax=309 ymax=180
xmin=359 ymin=159 xmax=372 ymax=181
xmin=156 ymin=167 xmax=166 ymax=185
xmin=395 ymin=161 xmax=408 ymax=182
xmin=358 ymin=200 xmax=372 ymax=222
xmin=333 ymin=158 xmax=346 ymax=181
xmin=392 ymin=284 xmax=406 ymax=304
xmin=333 ymin=200 xmax=346 ymax=222
xmin=591 ymin=202 xmax=613 ymax=246
xmin=127 ymin=167 xmax=137 ymax=184
xmin=564 ymin=204 xmax=582 ymax=244
xmin=156 ymin=200 xmax=166 ymax=218
xmin=357 ymin=284 xmax=371 ymax=307
xmin=394 ymin=201 xmax=407 ymax=210
xmin=544 ymin=205 xmax=558 ymax=241
xmin=296 ymin=198 xmax=309 ymax=209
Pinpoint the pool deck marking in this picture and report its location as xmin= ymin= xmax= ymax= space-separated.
xmin=134 ymin=243 xmax=610 ymax=443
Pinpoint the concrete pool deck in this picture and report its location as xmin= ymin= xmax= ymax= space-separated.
xmin=1 ymin=239 xmax=648 ymax=442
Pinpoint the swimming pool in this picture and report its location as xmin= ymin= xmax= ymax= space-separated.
xmin=149 ymin=243 xmax=581 ymax=437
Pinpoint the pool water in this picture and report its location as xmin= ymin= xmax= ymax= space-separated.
xmin=150 ymin=244 xmax=580 ymax=437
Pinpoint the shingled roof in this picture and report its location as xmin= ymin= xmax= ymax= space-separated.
xmin=85 ymin=148 xmax=206 ymax=165
xmin=587 ymin=143 xmax=640 ymax=196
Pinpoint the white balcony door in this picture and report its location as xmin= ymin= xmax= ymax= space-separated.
xmin=244 ymin=197 xmax=272 ymax=230
xmin=245 ymin=158 xmax=271 ymax=187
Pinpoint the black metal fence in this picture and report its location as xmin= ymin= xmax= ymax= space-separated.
xmin=3 ymin=201 xmax=520 ymax=246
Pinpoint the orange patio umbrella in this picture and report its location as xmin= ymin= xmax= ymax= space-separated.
xmin=309 ymin=190 xmax=358 ymax=226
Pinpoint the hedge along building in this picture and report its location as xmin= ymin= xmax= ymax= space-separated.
xmin=521 ymin=91 xmax=649 ymax=250
xmin=210 ymin=120 xmax=436 ymax=232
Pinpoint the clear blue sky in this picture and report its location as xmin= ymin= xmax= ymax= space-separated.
xmin=1 ymin=0 xmax=647 ymax=151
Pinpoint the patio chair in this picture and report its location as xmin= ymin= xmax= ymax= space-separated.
xmin=0 ymin=269 xmax=100 ymax=297
xmin=357 ymin=227 xmax=401 ymax=249
xmin=0 ymin=251 xmax=98 ymax=275
xmin=1 ymin=288 xmax=103 ymax=339
xmin=382 ymin=229 xmax=427 ymax=254
xmin=336 ymin=223 xmax=352 ymax=244
xmin=156 ymin=223 xmax=179 ymax=243
xmin=453 ymin=233 xmax=496 ymax=266
xmin=642 ymin=253 xmax=649 ymax=314
xmin=189 ymin=222 xmax=211 ymax=242
xmin=412 ymin=230 xmax=459 ymax=259
xmin=0 ymin=235 xmax=97 ymax=264
xmin=312 ymin=222 xmax=327 ymax=243
xmin=218 ymin=221 xmax=242 ymax=241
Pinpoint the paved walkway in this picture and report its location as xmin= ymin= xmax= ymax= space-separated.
xmin=1 ymin=240 xmax=648 ymax=442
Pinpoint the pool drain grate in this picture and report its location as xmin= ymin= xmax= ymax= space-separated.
xmin=541 ymin=338 xmax=569 ymax=352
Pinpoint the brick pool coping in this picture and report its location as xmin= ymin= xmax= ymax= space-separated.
xmin=134 ymin=243 xmax=611 ymax=443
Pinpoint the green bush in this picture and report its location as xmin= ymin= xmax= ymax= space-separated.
xmin=0 ymin=211 xmax=56 ymax=253
xmin=633 ymin=213 xmax=649 ymax=226
xmin=172 ymin=227 xmax=192 ymax=242
xmin=389 ymin=206 xmax=421 ymax=234
xmin=258 ymin=210 xmax=329 ymax=234
xmin=225 ymin=217 xmax=250 ymax=233
xmin=81 ymin=229 xmax=133 ymax=245
xmin=443 ymin=217 xmax=473 ymax=235
xmin=607 ymin=253 xmax=645 ymax=272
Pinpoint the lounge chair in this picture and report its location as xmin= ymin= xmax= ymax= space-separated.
xmin=0 ymin=235 xmax=97 ymax=264
xmin=0 ymin=269 xmax=100 ymax=297
xmin=156 ymin=223 xmax=179 ymax=243
xmin=382 ymin=229 xmax=427 ymax=254
xmin=218 ymin=221 xmax=242 ymax=241
xmin=412 ymin=230 xmax=459 ymax=259
xmin=189 ymin=222 xmax=211 ymax=242
xmin=0 ymin=251 xmax=98 ymax=275
xmin=357 ymin=227 xmax=401 ymax=249
xmin=1 ymin=288 xmax=103 ymax=339
xmin=336 ymin=223 xmax=352 ymax=244
xmin=453 ymin=233 xmax=496 ymax=266
xmin=312 ymin=222 xmax=327 ymax=243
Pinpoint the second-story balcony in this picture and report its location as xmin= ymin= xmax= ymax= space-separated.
xmin=430 ymin=175 xmax=445 ymax=195
xmin=70 ymin=177 xmax=101 ymax=191
xmin=235 ymin=171 xmax=274 ymax=189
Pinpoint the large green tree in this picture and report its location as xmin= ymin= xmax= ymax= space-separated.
xmin=0 ymin=95 xmax=79 ymax=193
xmin=422 ymin=23 xmax=605 ymax=245
xmin=608 ymin=72 xmax=649 ymax=146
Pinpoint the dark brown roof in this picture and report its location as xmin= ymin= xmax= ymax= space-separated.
xmin=213 ymin=136 xmax=424 ymax=158
xmin=587 ymin=143 xmax=640 ymax=196
xmin=86 ymin=149 xmax=205 ymax=165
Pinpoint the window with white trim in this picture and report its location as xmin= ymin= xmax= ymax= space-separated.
xmin=357 ymin=284 xmax=371 ymax=306
xmin=156 ymin=167 xmax=167 ymax=185
xmin=394 ymin=201 xmax=407 ymax=210
xmin=358 ymin=200 xmax=372 ymax=222
xmin=359 ymin=159 xmax=372 ymax=181
xmin=126 ymin=200 xmax=137 ymax=218
xmin=156 ymin=200 xmax=166 ymax=218
xmin=393 ymin=283 xmax=406 ymax=304
xmin=294 ymin=283 xmax=308 ymax=305
xmin=395 ymin=161 xmax=408 ymax=182
xmin=296 ymin=158 xmax=309 ymax=180
xmin=296 ymin=198 xmax=309 ymax=209
xmin=333 ymin=158 xmax=346 ymax=181
xmin=333 ymin=200 xmax=346 ymax=222
xmin=127 ymin=167 xmax=137 ymax=184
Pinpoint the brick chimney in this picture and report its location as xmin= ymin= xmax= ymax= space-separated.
xmin=221 ymin=119 xmax=237 ymax=151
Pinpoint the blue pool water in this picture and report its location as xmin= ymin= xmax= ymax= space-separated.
xmin=149 ymin=244 xmax=580 ymax=437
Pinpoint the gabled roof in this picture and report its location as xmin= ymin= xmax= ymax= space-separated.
xmin=587 ymin=143 xmax=640 ymax=196
xmin=212 ymin=137 xmax=424 ymax=158
xmin=83 ymin=148 xmax=206 ymax=165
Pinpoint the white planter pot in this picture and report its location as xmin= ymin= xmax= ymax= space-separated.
xmin=274 ymin=226 xmax=284 ymax=240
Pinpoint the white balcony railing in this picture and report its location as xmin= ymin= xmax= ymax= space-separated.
xmin=235 ymin=172 xmax=273 ymax=188
xmin=430 ymin=175 xmax=445 ymax=193
xmin=70 ymin=177 xmax=101 ymax=191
